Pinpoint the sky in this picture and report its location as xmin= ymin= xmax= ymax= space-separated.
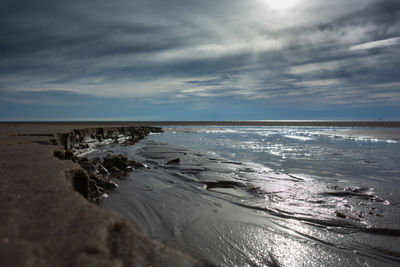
xmin=0 ymin=0 xmax=399 ymax=121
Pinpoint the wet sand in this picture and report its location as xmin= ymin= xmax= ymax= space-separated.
xmin=101 ymin=132 xmax=400 ymax=266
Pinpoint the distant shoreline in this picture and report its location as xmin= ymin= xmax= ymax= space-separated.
xmin=1 ymin=121 xmax=400 ymax=128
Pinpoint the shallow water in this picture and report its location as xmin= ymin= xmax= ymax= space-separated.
xmin=93 ymin=127 xmax=400 ymax=266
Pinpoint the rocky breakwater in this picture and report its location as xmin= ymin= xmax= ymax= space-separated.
xmin=53 ymin=126 xmax=162 ymax=202
xmin=55 ymin=126 xmax=161 ymax=151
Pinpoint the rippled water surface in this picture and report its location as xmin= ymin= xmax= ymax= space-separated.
xmin=95 ymin=127 xmax=400 ymax=266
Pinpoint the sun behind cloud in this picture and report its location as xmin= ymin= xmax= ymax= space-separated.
xmin=263 ymin=0 xmax=301 ymax=11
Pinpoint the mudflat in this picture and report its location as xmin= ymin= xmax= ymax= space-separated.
xmin=0 ymin=123 xmax=205 ymax=267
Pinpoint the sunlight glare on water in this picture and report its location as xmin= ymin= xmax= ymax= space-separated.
xmin=98 ymin=126 xmax=400 ymax=266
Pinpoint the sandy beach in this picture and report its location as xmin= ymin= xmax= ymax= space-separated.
xmin=1 ymin=121 xmax=399 ymax=266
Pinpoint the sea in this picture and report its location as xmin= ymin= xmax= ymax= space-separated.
xmin=86 ymin=126 xmax=400 ymax=266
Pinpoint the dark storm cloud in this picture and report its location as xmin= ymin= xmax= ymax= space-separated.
xmin=0 ymin=0 xmax=399 ymax=108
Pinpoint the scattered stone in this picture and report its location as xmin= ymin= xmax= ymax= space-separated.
xmin=89 ymin=174 xmax=115 ymax=190
xmin=126 ymin=166 xmax=134 ymax=172
xmin=109 ymin=166 xmax=121 ymax=174
xmin=203 ymin=181 xmax=245 ymax=189
xmin=167 ymin=158 xmax=180 ymax=165
xmin=335 ymin=211 xmax=347 ymax=218
xmin=103 ymin=154 xmax=130 ymax=170
xmin=98 ymin=165 xmax=110 ymax=176
xmin=131 ymin=160 xmax=146 ymax=168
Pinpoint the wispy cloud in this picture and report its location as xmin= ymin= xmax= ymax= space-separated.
xmin=350 ymin=37 xmax=400 ymax=51
xmin=1 ymin=0 xmax=399 ymax=119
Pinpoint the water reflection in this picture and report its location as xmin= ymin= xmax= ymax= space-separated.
xmin=97 ymin=127 xmax=400 ymax=266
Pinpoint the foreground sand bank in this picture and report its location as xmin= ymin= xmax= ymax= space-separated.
xmin=0 ymin=123 xmax=206 ymax=267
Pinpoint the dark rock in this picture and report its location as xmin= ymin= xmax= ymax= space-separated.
xmin=89 ymin=174 xmax=107 ymax=188
xmin=80 ymin=161 xmax=97 ymax=174
xmin=51 ymin=127 xmax=165 ymax=201
xmin=92 ymin=157 xmax=102 ymax=164
xmin=55 ymin=126 xmax=162 ymax=151
xmin=103 ymin=180 xmax=118 ymax=191
xmin=56 ymin=132 xmax=74 ymax=150
xmin=66 ymin=169 xmax=90 ymax=199
xmin=203 ymin=181 xmax=245 ymax=189
xmin=70 ymin=155 xmax=79 ymax=163
xmin=167 ymin=158 xmax=180 ymax=165
xmin=65 ymin=150 xmax=74 ymax=159
xmin=54 ymin=149 xmax=79 ymax=161
xmin=97 ymin=165 xmax=110 ymax=176
xmin=109 ymin=166 xmax=121 ymax=174
xmin=88 ymin=174 xmax=118 ymax=200
xmin=131 ymin=160 xmax=146 ymax=168
xmin=53 ymin=150 xmax=65 ymax=160
xmin=79 ymin=157 xmax=89 ymax=163
xmin=77 ymin=143 xmax=89 ymax=149
xmin=335 ymin=211 xmax=347 ymax=218
xmin=89 ymin=179 xmax=101 ymax=198
xmin=103 ymin=154 xmax=130 ymax=170
xmin=79 ymin=158 xmax=111 ymax=183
